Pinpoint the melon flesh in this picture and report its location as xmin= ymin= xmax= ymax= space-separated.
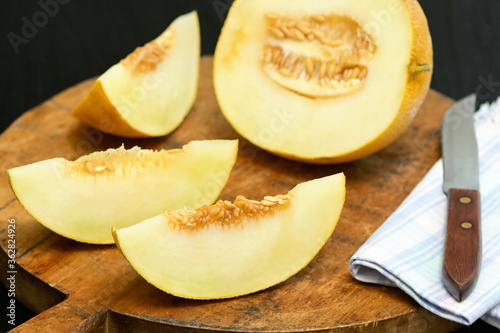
xmin=214 ymin=0 xmax=432 ymax=163
xmin=113 ymin=173 xmax=345 ymax=299
xmin=72 ymin=11 xmax=200 ymax=137
xmin=8 ymin=140 xmax=237 ymax=244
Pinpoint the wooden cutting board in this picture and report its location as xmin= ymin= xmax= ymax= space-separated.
xmin=0 ymin=56 xmax=461 ymax=332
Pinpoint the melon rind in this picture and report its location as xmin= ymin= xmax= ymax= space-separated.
xmin=8 ymin=140 xmax=238 ymax=244
xmin=114 ymin=172 xmax=345 ymax=299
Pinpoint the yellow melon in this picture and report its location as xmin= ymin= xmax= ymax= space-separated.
xmin=8 ymin=140 xmax=237 ymax=244
xmin=214 ymin=0 xmax=432 ymax=163
xmin=113 ymin=173 xmax=345 ymax=299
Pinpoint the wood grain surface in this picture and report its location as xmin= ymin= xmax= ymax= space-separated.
xmin=0 ymin=56 xmax=461 ymax=332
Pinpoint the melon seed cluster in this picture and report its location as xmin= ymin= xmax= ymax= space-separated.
xmin=121 ymin=29 xmax=175 ymax=74
xmin=166 ymin=194 xmax=291 ymax=230
xmin=70 ymin=145 xmax=183 ymax=177
xmin=262 ymin=12 xmax=376 ymax=98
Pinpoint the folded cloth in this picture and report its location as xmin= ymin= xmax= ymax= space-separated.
xmin=349 ymin=97 xmax=500 ymax=328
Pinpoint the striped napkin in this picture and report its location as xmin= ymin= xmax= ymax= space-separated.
xmin=349 ymin=97 xmax=500 ymax=328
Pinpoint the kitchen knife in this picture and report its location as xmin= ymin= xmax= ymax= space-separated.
xmin=441 ymin=93 xmax=481 ymax=302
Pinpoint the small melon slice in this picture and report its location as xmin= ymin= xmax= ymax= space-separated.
xmin=8 ymin=140 xmax=237 ymax=244
xmin=213 ymin=0 xmax=433 ymax=163
xmin=72 ymin=11 xmax=200 ymax=138
xmin=113 ymin=173 xmax=345 ymax=299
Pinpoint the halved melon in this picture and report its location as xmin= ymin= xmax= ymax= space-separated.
xmin=8 ymin=140 xmax=237 ymax=244
xmin=113 ymin=173 xmax=345 ymax=299
xmin=213 ymin=0 xmax=432 ymax=163
xmin=72 ymin=11 xmax=200 ymax=138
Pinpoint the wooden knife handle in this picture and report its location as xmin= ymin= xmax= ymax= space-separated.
xmin=443 ymin=188 xmax=481 ymax=301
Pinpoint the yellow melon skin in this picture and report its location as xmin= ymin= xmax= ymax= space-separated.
xmin=213 ymin=0 xmax=432 ymax=163
xmin=8 ymin=140 xmax=238 ymax=244
xmin=113 ymin=173 xmax=345 ymax=299
xmin=72 ymin=11 xmax=200 ymax=138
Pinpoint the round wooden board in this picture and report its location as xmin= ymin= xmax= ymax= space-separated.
xmin=0 ymin=56 xmax=461 ymax=332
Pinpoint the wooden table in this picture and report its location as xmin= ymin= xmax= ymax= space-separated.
xmin=0 ymin=56 xmax=461 ymax=332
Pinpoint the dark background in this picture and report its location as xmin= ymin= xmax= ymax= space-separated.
xmin=1 ymin=0 xmax=500 ymax=331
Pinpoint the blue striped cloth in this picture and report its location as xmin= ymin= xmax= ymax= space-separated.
xmin=349 ymin=98 xmax=500 ymax=328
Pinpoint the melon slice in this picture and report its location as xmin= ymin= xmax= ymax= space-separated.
xmin=8 ymin=140 xmax=238 ymax=244
xmin=72 ymin=11 xmax=200 ymax=138
xmin=113 ymin=173 xmax=345 ymax=299
xmin=213 ymin=0 xmax=433 ymax=163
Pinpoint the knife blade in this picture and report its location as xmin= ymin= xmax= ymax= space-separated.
xmin=441 ymin=93 xmax=481 ymax=302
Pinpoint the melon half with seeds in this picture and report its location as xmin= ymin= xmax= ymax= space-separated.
xmin=8 ymin=140 xmax=238 ymax=244
xmin=113 ymin=173 xmax=345 ymax=299
xmin=72 ymin=11 xmax=200 ymax=138
xmin=214 ymin=0 xmax=433 ymax=163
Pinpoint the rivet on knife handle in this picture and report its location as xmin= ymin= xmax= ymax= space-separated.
xmin=443 ymin=188 xmax=481 ymax=302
